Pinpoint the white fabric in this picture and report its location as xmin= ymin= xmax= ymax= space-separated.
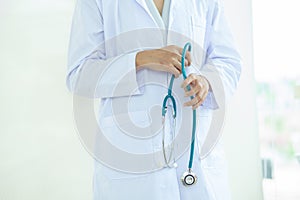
xmin=67 ymin=0 xmax=242 ymax=199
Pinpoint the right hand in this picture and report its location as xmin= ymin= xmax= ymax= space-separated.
xmin=135 ymin=45 xmax=192 ymax=78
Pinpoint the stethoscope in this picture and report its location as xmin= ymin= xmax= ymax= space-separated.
xmin=162 ymin=42 xmax=198 ymax=186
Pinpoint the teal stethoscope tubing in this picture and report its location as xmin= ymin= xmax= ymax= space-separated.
xmin=162 ymin=42 xmax=196 ymax=170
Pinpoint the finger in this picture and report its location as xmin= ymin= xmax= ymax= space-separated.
xmin=181 ymin=74 xmax=197 ymax=89
xmin=161 ymin=47 xmax=182 ymax=60
xmin=185 ymin=83 xmax=201 ymax=97
xmin=184 ymin=59 xmax=189 ymax=66
xmin=202 ymin=90 xmax=209 ymax=101
xmin=173 ymin=46 xmax=184 ymax=55
xmin=192 ymin=90 xmax=208 ymax=110
xmin=171 ymin=57 xmax=183 ymax=73
xmin=185 ymin=51 xmax=192 ymax=66
xmin=157 ymin=61 xmax=180 ymax=78
xmin=176 ymin=47 xmax=192 ymax=66
xmin=198 ymin=83 xmax=207 ymax=98
xmin=183 ymin=56 xmax=190 ymax=67
xmin=168 ymin=64 xmax=181 ymax=78
xmin=166 ymin=45 xmax=191 ymax=67
xmin=184 ymin=95 xmax=201 ymax=107
xmin=164 ymin=47 xmax=183 ymax=58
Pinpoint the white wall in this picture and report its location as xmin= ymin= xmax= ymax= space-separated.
xmin=0 ymin=0 xmax=262 ymax=200
xmin=223 ymin=0 xmax=264 ymax=199
xmin=0 ymin=1 xmax=93 ymax=199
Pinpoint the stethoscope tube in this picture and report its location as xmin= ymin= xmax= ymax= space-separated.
xmin=162 ymin=43 xmax=198 ymax=186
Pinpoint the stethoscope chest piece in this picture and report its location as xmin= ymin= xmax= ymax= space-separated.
xmin=181 ymin=169 xmax=197 ymax=186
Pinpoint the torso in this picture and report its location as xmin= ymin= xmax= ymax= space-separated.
xmin=153 ymin=0 xmax=164 ymax=15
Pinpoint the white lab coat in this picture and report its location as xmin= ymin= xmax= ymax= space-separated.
xmin=67 ymin=0 xmax=242 ymax=199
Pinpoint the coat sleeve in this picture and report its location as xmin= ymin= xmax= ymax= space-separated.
xmin=66 ymin=0 xmax=143 ymax=98
xmin=200 ymin=0 xmax=242 ymax=109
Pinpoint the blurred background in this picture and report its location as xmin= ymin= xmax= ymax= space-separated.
xmin=252 ymin=0 xmax=300 ymax=199
xmin=0 ymin=0 xmax=299 ymax=200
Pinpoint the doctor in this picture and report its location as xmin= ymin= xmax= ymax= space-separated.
xmin=67 ymin=0 xmax=242 ymax=199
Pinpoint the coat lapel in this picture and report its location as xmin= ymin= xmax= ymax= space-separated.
xmin=134 ymin=0 xmax=157 ymax=25
xmin=135 ymin=0 xmax=148 ymax=11
xmin=135 ymin=0 xmax=174 ymax=29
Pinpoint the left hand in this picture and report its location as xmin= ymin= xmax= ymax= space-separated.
xmin=181 ymin=74 xmax=210 ymax=110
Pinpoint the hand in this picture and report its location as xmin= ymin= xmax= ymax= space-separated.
xmin=135 ymin=45 xmax=192 ymax=78
xmin=181 ymin=74 xmax=210 ymax=110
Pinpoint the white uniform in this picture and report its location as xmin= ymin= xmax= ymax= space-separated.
xmin=67 ymin=0 xmax=242 ymax=199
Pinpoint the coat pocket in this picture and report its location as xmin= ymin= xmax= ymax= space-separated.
xmin=94 ymin=160 xmax=180 ymax=200
xmin=191 ymin=15 xmax=206 ymax=47
xmin=98 ymin=110 xmax=158 ymax=154
xmin=93 ymin=161 xmax=156 ymax=200
xmin=190 ymin=15 xmax=207 ymax=66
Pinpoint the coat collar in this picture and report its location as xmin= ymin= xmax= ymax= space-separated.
xmin=135 ymin=0 xmax=176 ymax=29
xmin=135 ymin=0 xmax=148 ymax=11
